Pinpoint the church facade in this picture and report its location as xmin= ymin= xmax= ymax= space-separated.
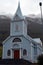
xmin=2 ymin=2 xmax=42 ymax=63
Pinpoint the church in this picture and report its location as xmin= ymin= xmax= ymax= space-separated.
xmin=2 ymin=2 xmax=42 ymax=63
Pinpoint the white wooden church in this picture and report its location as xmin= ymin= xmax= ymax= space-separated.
xmin=2 ymin=2 xmax=42 ymax=63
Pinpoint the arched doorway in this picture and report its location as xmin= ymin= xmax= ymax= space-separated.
xmin=12 ymin=38 xmax=21 ymax=59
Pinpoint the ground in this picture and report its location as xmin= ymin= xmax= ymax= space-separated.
xmin=0 ymin=59 xmax=32 ymax=65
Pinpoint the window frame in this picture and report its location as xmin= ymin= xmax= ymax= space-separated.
xmin=12 ymin=38 xmax=21 ymax=42
xmin=23 ymin=49 xmax=27 ymax=56
xmin=7 ymin=50 xmax=11 ymax=56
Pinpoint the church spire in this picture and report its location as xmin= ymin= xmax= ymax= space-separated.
xmin=16 ymin=1 xmax=21 ymax=15
xmin=18 ymin=1 xmax=20 ymax=10
xmin=13 ymin=1 xmax=24 ymax=20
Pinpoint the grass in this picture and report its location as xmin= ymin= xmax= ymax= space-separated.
xmin=0 ymin=46 xmax=2 ymax=58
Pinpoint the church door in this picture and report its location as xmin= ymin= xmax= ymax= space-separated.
xmin=14 ymin=50 xmax=20 ymax=59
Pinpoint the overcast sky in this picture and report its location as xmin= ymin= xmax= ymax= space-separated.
xmin=0 ymin=0 xmax=43 ymax=16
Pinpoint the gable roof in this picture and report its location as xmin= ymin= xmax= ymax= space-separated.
xmin=2 ymin=34 xmax=42 ymax=46
xmin=2 ymin=36 xmax=10 ymax=44
xmin=2 ymin=35 xmax=32 ymax=45
xmin=33 ymin=38 xmax=42 ymax=46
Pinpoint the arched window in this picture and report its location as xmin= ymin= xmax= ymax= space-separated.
xmin=23 ymin=49 xmax=27 ymax=55
xmin=7 ymin=50 xmax=11 ymax=56
xmin=13 ymin=38 xmax=21 ymax=42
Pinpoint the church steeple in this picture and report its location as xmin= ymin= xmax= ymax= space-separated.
xmin=13 ymin=1 xmax=24 ymax=20
xmin=10 ymin=1 xmax=27 ymax=36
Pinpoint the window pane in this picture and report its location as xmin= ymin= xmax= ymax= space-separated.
xmin=13 ymin=38 xmax=21 ymax=42
xmin=7 ymin=50 xmax=11 ymax=56
xmin=23 ymin=49 xmax=27 ymax=55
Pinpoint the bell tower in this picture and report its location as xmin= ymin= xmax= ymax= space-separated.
xmin=10 ymin=2 xmax=27 ymax=36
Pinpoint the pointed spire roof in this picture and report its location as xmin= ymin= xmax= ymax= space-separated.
xmin=13 ymin=1 xmax=24 ymax=20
